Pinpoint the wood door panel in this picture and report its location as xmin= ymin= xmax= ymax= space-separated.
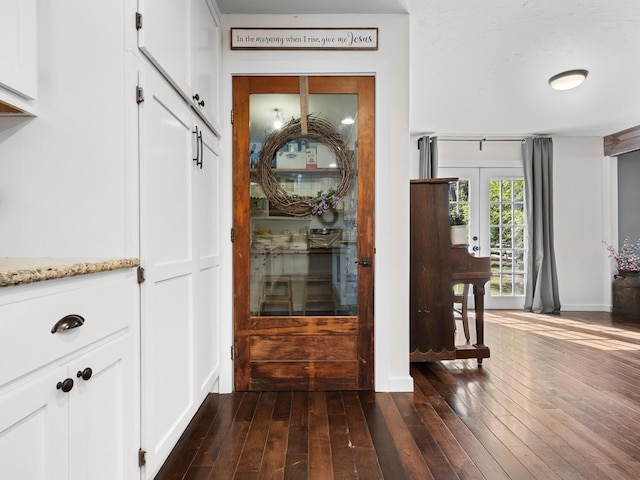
xmin=250 ymin=362 xmax=359 ymax=391
xmin=250 ymin=335 xmax=357 ymax=361
xmin=247 ymin=316 xmax=358 ymax=335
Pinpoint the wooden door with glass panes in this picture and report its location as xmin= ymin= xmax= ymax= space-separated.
xmin=232 ymin=76 xmax=375 ymax=391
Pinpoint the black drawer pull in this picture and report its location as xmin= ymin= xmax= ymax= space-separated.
xmin=51 ymin=314 xmax=85 ymax=334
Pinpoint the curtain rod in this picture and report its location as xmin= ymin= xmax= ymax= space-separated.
xmin=436 ymin=138 xmax=525 ymax=142
xmin=425 ymin=137 xmax=526 ymax=151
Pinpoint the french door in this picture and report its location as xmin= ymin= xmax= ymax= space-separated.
xmin=439 ymin=167 xmax=526 ymax=309
xmin=232 ymin=76 xmax=375 ymax=391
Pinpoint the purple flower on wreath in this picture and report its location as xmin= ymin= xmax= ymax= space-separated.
xmin=310 ymin=186 xmax=342 ymax=216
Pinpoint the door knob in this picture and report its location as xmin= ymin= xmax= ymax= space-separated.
xmin=77 ymin=367 xmax=93 ymax=381
xmin=356 ymin=258 xmax=372 ymax=267
xmin=56 ymin=378 xmax=74 ymax=393
xmin=192 ymin=93 xmax=205 ymax=107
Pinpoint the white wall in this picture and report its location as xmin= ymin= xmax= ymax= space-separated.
xmin=409 ymin=135 xmax=612 ymax=311
xmin=0 ymin=1 xmax=134 ymax=258
xmin=553 ymin=137 xmax=611 ymax=311
xmin=219 ymin=13 xmax=413 ymax=392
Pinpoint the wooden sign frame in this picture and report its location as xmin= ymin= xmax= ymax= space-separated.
xmin=230 ymin=27 xmax=378 ymax=51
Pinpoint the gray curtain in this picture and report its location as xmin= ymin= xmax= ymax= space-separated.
xmin=418 ymin=135 xmax=438 ymax=178
xmin=522 ymin=137 xmax=561 ymax=313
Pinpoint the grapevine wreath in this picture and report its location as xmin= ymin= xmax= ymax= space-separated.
xmin=256 ymin=115 xmax=354 ymax=217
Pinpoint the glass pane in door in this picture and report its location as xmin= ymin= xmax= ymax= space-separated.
xmin=248 ymin=93 xmax=358 ymax=316
xmin=449 ymin=179 xmax=470 ymax=245
xmin=489 ymin=178 xmax=526 ymax=297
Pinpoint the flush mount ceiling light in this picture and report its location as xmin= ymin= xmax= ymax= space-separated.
xmin=341 ymin=116 xmax=355 ymax=125
xmin=548 ymin=69 xmax=589 ymax=91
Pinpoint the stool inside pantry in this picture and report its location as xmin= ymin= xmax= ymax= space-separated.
xmin=257 ymin=275 xmax=293 ymax=315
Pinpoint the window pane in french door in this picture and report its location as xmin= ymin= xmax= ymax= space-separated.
xmin=248 ymin=93 xmax=358 ymax=316
xmin=438 ymin=168 xmax=480 ymax=255
xmin=449 ymin=179 xmax=470 ymax=245
xmin=488 ymin=178 xmax=526 ymax=297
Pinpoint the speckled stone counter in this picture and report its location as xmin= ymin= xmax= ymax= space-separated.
xmin=0 ymin=258 xmax=140 ymax=287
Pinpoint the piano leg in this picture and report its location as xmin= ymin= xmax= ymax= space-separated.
xmin=472 ymin=283 xmax=487 ymax=348
xmin=452 ymin=279 xmax=490 ymax=365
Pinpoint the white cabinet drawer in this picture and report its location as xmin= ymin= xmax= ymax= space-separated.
xmin=0 ymin=274 xmax=136 ymax=387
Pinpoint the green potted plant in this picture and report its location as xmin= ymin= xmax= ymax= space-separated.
xmin=450 ymin=212 xmax=467 ymax=245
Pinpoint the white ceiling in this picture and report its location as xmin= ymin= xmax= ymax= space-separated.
xmin=217 ymin=0 xmax=640 ymax=137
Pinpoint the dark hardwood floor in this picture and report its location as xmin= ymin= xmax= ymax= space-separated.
xmin=155 ymin=310 xmax=640 ymax=479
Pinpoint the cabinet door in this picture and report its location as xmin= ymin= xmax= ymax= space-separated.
xmin=0 ymin=368 xmax=68 ymax=480
xmin=0 ymin=0 xmax=37 ymax=112
xmin=137 ymin=0 xmax=192 ymax=98
xmin=138 ymin=67 xmax=196 ymax=478
xmin=192 ymin=0 xmax=221 ymax=132
xmin=68 ymin=335 xmax=134 ymax=480
xmin=193 ymin=127 xmax=221 ymax=397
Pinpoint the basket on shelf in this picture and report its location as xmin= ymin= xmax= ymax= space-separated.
xmin=307 ymin=229 xmax=342 ymax=248
xmin=252 ymin=232 xmax=292 ymax=250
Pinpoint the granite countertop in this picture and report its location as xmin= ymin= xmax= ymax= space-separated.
xmin=0 ymin=257 xmax=140 ymax=287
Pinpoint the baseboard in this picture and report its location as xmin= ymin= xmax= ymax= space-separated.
xmin=560 ymin=304 xmax=611 ymax=312
xmin=377 ymin=375 xmax=414 ymax=392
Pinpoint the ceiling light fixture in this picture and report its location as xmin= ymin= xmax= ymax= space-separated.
xmin=548 ymin=69 xmax=589 ymax=91
xmin=341 ymin=116 xmax=355 ymax=125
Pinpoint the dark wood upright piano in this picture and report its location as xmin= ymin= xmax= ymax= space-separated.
xmin=409 ymin=178 xmax=491 ymax=363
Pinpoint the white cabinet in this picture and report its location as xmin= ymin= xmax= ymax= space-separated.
xmin=193 ymin=126 xmax=221 ymax=397
xmin=138 ymin=65 xmax=221 ymax=478
xmin=136 ymin=0 xmax=190 ymax=95
xmin=137 ymin=0 xmax=221 ymax=133
xmin=0 ymin=337 xmax=132 ymax=480
xmin=0 ymin=274 xmax=133 ymax=387
xmin=0 ymin=271 xmax=138 ymax=480
xmin=0 ymin=0 xmax=223 ymax=477
xmin=0 ymin=368 xmax=68 ymax=480
xmin=0 ymin=0 xmax=37 ymax=114
xmin=192 ymin=0 xmax=221 ymax=130
xmin=138 ymin=68 xmax=195 ymax=478
xmin=67 ymin=336 xmax=133 ymax=480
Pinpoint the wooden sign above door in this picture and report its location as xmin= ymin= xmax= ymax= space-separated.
xmin=230 ymin=28 xmax=378 ymax=50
